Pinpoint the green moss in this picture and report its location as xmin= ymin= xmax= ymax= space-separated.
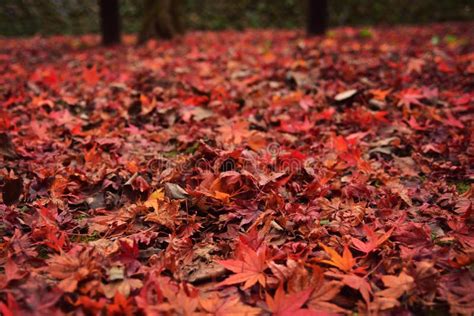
xmin=455 ymin=180 xmax=470 ymax=194
xmin=184 ymin=142 xmax=200 ymax=155
xmin=262 ymin=39 xmax=273 ymax=53
xmin=75 ymin=213 xmax=89 ymax=220
xmin=70 ymin=231 xmax=101 ymax=243
xmin=443 ymin=34 xmax=458 ymax=44
xmin=359 ymin=28 xmax=373 ymax=38
xmin=319 ymin=219 xmax=331 ymax=226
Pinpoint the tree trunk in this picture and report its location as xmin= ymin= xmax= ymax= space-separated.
xmin=137 ymin=0 xmax=183 ymax=45
xmin=99 ymin=0 xmax=121 ymax=46
xmin=169 ymin=0 xmax=184 ymax=35
xmin=307 ymin=0 xmax=328 ymax=36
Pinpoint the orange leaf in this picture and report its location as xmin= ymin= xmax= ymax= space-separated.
xmin=320 ymin=244 xmax=356 ymax=272
xmin=369 ymin=88 xmax=391 ymax=101
xmin=107 ymin=292 xmax=135 ymax=316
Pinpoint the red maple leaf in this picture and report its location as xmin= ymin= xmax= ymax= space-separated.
xmin=217 ymin=243 xmax=268 ymax=289
xmin=0 ymin=293 xmax=20 ymax=316
xmin=351 ymin=225 xmax=394 ymax=254
xmin=265 ymin=285 xmax=315 ymax=316
xmin=333 ymin=135 xmax=349 ymax=153
xmin=397 ymin=88 xmax=424 ymax=107
xmin=83 ymin=65 xmax=99 ymax=86
xmin=443 ymin=110 xmax=464 ymax=128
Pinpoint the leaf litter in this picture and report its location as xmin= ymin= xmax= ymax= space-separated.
xmin=0 ymin=23 xmax=473 ymax=314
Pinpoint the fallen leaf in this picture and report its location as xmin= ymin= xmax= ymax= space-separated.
xmin=319 ymin=243 xmax=356 ymax=272
xmin=265 ymin=285 xmax=313 ymax=316
xmin=334 ymin=89 xmax=358 ymax=102
xmin=351 ymin=225 xmax=394 ymax=254
xmin=218 ymin=243 xmax=268 ymax=289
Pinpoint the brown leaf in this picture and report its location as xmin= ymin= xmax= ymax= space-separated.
xmin=164 ymin=183 xmax=189 ymax=199
xmin=377 ymin=271 xmax=414 ymax=299
xmin=1 ymin=177 xmax=22 ymax=205
xmin=200 ymin=292 xmax=261 ymax=315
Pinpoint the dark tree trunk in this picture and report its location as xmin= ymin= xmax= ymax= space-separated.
xmin=307 ymin=0 xmax=328 ymax=36
xmin=138 ymin=0 xmax=184 ymax=45
xmin=99 ymin=0 xmax=121 ymax=45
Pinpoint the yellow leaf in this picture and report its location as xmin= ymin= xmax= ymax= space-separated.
xmin=144 ymin=188 xmax=165 ymax=211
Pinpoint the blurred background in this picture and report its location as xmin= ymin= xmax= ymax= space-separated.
xmin=0 ymin=0 xmax=472 ymax=37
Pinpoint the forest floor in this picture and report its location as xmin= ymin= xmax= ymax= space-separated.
xmin=0 ymin=22 xmax=473 ymax=315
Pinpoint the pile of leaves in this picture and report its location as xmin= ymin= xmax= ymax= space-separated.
xmin=0 ymin=23 xmax=473 ymax=315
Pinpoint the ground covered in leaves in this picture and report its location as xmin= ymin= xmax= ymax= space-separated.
xmin=0 ymin=23 xmax=473 ymax=315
